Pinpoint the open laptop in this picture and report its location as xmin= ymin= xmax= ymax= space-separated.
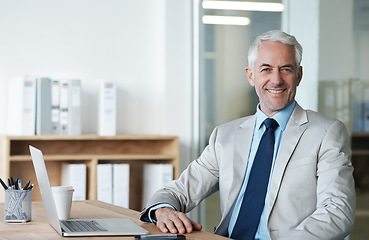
xmin=29 ymin=145 xmax=149 ymax=237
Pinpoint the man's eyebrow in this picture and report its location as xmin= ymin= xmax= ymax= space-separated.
xmin=259 ymin=63 xmax=294 ymax=68
xmin=259 ymin=63 xmax=295 ymax=69
xmin=280 ymin=64 xmax=294 ymax=68
xmin=259 ymin=63 xmax=272 ymax=68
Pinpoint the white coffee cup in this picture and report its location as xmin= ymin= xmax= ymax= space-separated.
xmin=51 ymin=186 xmax=74 ymax=219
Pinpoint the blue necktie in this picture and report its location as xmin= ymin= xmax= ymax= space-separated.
xmin=231 ymin=118 xmax=279 ymax=240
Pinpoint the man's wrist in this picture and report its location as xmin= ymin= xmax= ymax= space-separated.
xmin=148 ymin=203 xmax=176 ymax=223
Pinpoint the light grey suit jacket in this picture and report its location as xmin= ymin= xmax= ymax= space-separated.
xmin=141 ymin=103 xmax=356 ymax=240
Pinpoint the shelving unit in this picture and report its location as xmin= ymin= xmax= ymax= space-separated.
xmin=351 ymin=133 xmax=369 ymax=193
xmin=0 ymin=135 xmax=179 ymax=211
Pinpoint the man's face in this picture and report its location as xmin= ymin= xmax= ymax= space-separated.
xmin=246 ymin=40 xmax=303 ymax=117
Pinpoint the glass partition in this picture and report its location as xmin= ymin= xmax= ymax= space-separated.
xmin=198 ymin=0 xmax=283 ymax=231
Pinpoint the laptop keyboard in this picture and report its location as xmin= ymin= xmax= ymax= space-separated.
xmin=61 ymin=220 xmax=108 ymax=232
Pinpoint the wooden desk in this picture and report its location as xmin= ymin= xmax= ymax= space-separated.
xmin=0 ymin=200 xmax=229 ymax=240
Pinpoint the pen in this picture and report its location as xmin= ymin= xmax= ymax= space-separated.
xmin=134 ymin=235 xmax=186 ymax=239
xmin=17 ymin=179 xmax=22 ymax=189
xmin=0 ymin=178 xmax=8 ymax=190
xmin=13 ymin=179 xmax=18 ymax=190
xmin=9 ymin=178 xmax=13 ymax=188
xmin=23 ymin=180 xmax=30 ymax=190
xmin=14 ymin=178 xmax=19 ymax=190
xmin=10 ymin=177 xmax=15 ymax=187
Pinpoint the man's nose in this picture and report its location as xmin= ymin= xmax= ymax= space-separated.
xmin=270 ymin=69 xmax=283 ymax=85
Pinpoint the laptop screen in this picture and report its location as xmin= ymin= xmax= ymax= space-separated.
xmin=30 ymin=145 xmax=64 ymax=235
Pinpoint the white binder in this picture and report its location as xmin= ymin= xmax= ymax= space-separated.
xmin=7 ymin=76 xmax=37 ymax=136
xmin=98 ymin=79 xmax=116 ymax=136
xmin=36 ymin=77 xmax=52 ymax=135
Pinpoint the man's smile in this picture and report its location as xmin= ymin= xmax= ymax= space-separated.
xmin=267 ymin=89 xmax=285 ymax=94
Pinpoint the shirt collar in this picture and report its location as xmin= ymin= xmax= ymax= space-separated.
xmin=255 ymin=101 xmax=296 ymax=131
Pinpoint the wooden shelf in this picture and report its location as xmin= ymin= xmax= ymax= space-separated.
xmin=351 ymin=134 xmax=369 ymax=193
xmin=0 ymin=135 xmax=179 ymax=211
xmin=351 ymin=132 xmax=369 ymax=138
xmin=352 ymin=150 xmax=369 ymax=156
xmin=9 ymin=154 xmax=177 ymax=161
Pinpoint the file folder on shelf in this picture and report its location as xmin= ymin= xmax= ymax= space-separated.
xmin=36 ymin=77 xmax=52 ymax=135
xmin=61 ymin=163 xmax=87 ymax=201
xmin=97 ymin=164 xmax=113 ymax=204
xmin=98 ymin=79 xmax=117 ymax=136
xmin=7 ymin=76 xmax=37 ymax=136
xmin=51 ymin=79 xmax=61 ymax=135
xmin=142 ymin=164 xmax=173 ymax=208
xmin=113 ymin=164 xmax=130 ymax=208
xmin=59 ymin=79 xmax=82 ymax=135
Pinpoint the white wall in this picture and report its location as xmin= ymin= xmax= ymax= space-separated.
xmin=0 ymin=1 xmax=158 ymax=134
xmin=0 ymin=0 xmax=196 ymax=173
xmin=0 ymin=0 xmax=195 ymax=163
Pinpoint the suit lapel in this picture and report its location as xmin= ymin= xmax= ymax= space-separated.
xmin=268 ymin=104 xmax=308 ymax=214
xmin=219 ymin=115 xmax=256 ymax=231
xmin=230 ymin=115 xmax=256 ymax=206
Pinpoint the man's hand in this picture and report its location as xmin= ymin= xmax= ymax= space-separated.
xmin=155 ymin=207 xmax=202 ymax=234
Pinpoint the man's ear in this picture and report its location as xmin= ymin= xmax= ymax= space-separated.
xmin=296 ymin=66 xmax=303 ymax=86
xmin=245 ymin=67 xmax=255 ymax=86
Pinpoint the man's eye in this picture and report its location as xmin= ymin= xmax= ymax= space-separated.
xmin=281 ymin=68 xmax=292 ymax=72
xmin=261 ymin=68 xmax=271 ymax=72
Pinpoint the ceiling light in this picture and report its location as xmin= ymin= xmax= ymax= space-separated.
xmin=202 ymin=15 xmax=251 ymax=25
xmin=202 ymin=1 xmax=284 ymax=12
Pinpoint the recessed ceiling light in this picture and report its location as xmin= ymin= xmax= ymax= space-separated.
xmin=202 ymin=15 xmax=251 ymax=25
xmin=202 ymin=1 xmax=284 ymax=12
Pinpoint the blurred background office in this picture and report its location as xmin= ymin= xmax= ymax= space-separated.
xmin=0 ymin=0 xmax=368 ymax=239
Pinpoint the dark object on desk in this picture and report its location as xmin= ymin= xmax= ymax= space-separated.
xmin=135 ymin=234 xmax=186 ymax=239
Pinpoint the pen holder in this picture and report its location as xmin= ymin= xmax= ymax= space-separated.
xmin=4 ymin=189 xmax=32 ymax=222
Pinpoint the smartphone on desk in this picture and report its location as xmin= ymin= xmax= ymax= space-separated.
xmin=134 ymin=234 xmax=186 ymax=239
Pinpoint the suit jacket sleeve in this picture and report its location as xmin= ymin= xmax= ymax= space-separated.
xmin=140 ymin=127 xmax=221 ymax=222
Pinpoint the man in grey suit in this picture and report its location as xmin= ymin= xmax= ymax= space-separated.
xmin=140 ymin=30 xmax=356 ymax=240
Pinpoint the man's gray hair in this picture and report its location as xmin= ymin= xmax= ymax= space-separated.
xmin=248 ymin=30 xmax=303 ymax=72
